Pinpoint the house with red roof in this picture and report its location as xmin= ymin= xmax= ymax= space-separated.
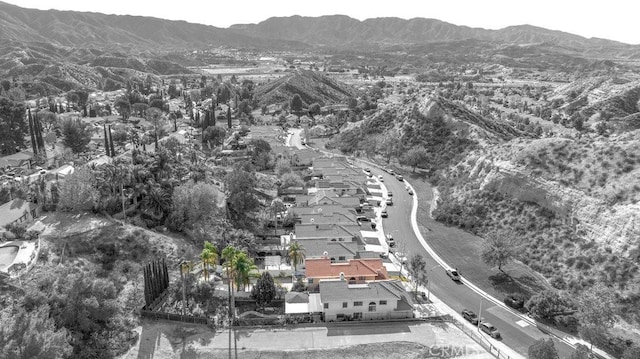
xmin=305 ymin=257 xmax=389 ymax=291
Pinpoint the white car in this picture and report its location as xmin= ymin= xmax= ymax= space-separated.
xmin=394 ymin=252 xmax=407 ymax=264
xmin=378 ymin=175 xmax=384 ymax=181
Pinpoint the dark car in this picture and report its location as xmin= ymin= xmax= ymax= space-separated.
xmin=461 ymin=309 xmax=479 ymax=325
xmin=386 ymin=234 xmax=395 ymax=247
xmin=479 ymin=322 xmax=501 ymax=339
xmin=446 ymin=268 xmax=461 ymax=281
xmin=381 ymin=209 xmax=388 ymax=218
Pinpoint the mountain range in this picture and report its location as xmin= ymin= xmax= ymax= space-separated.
xmin=1 ymin=1 xmax=639 ymax=55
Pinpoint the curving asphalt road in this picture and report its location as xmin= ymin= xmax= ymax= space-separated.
xmin=374 ymin=166 xmax=575 ymax=358
xmin=290 ymin=128 xmax=581 ymax=358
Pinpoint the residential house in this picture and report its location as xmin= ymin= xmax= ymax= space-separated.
xmin=305 ymin=257 xmax=389 ymax=291
xmin=0 ymin=151 xmax=34 ymax=170
xmin=299 ymin=239 xmax=360 ymax=264
xmin=0 ymin=198 xmax=38 ymax=231
xmin=319 ymin=279 xmax=414 ymax=321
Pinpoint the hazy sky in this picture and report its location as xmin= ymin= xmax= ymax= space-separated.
xmin=8 ymin=0 xmax=640 ymax=45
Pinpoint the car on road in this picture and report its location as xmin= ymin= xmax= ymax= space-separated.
xmin=386 ymin=234 xmax=395 ymax=247
xmin=408 ymin=189 xmax=413 ymax=195
xmin=386 ymin=198 xmax=393 ymax=205
xmin=388 ymin=169 xmax=395 ymax=175
xmin=446 ymin=268 xmax=461 ymax=281
xmin=396 ymin=174 xmax=404 ymax=181
xmin=387 ymin=191 xmax=392 ymax=197
xmin=394 ymin=251 xmax=407 ymax=264
xmin=378 ymin=175 xmax=384 ymax=181
xmin=479 ymin=322 xmax=501 ymax=339
xmin=364 ymin=168 xmax=371 ymax=175
xmin=461 ymin=309 xmax=479 ymax=325
xmin=379 ymin=252 xmax=389 ymax=259
xmin=381 ymin=209 xmax=388 ymax=218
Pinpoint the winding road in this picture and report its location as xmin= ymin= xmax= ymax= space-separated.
xmin=287 ymin=127 xmax=586 ymax=358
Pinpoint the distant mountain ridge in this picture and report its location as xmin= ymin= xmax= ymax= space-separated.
xmin=0 ymin=1 xmax=637 ymax=53
xmin=230 ymin=15 xmax=637 ymax=52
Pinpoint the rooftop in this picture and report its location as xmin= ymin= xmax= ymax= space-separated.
xmin=305 ymin=257 xmax=389 ymax=280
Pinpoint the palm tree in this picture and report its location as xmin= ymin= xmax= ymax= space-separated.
xmin=200 ymin=241 xmax=218 ymax=282
xmin=233 ymin=251 xmax=257 ymax=291
xmin=288 ymin=241 xmax=305 ymax=273
xmin=222 ymin=246 xmax=241 ymax=327
xmin=179 ymin=260 xmax=193 ymax=315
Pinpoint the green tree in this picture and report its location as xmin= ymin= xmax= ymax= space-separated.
xmin=288 ymin=240 xmax=305 ymax=272
xmin=401 ymin=147 xmax=429 ymax=172
xmin=202 ymin=126 xmax=226 ymax=148
xmin=225 ymin=166 xmax=259 ymax=218
xmin=623 ymin=346 xmax=640 ymax=359
xmin=111 ymin=128 xmax=129 ymax=149
xmin=576 ymin=283 xmax=617 ymax=329
xmin=114 ymin=96 xmax=131 ymax=120
xmin=57 ymin=166 xmax=99 ymax=211
xmin=308 ymin=102 xmax=321 ymax=118
xmin=179 ymin=260 xmax=193 ymax=315
xmin=200 ymin=241 xmax=218 ymax=282
xmin=251 ymin=272 xmax=277 ymax=308
xmin=0 ymin=97 xmax=28 ymax=155
xmin=280 ymin=172 xmax=304 ymax=189
xmin=0 ymin=304 xmax=72 ymax=359
xmin=60 ymin=118 xmax=91 ymax=154
xmin=569 ymin=344 xmax=591 ymax=359
xmin=525 ymin=290 xmax=573 ymax=322
xmin=408 ymin=254 xmax=428 ymax=295
xmin=275 ymin=157 xmax=292 ymax=176
xmin=290 ymin=94 xmax=303 ymax=115
xmin=168 ymin=181 xmax=220 ymax=231
xmin=528 ymin=339 xmax=559 ymax=359
xmin=481 ymin=229 xmax=518 ymax=272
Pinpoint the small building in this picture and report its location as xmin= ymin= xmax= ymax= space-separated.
xmin=0 ymin=198 xmax=38 ymax=231
xmin=319 ymin=279 xmax=414 ymax=322
xmin=0 ymin=151 xmax=34 ymax=170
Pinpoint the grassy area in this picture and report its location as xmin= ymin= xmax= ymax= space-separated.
xmin=406 ymin=171 xmax=555 ymax=302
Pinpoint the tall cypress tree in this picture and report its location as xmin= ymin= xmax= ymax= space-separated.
xmin=211 ymin=99 xmax=216 ymax=127
xmin=108 ymin=125 xmax=116 ymax=157
xmin=103 ymin=124 xmax=109 ymax=156
xmin=28 ymin=108 xmax=38 ymax=154
xmin=34 ymin=110 xmax=45 ymax=154
xmin=227 ymin=107 xmax=232 ymax=129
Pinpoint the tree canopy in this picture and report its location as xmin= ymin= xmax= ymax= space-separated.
xmin=60 ymin=118 xmax=91 ymax=154
xmin=528 ymin=339 xmax=559 ymax=359
xmin=251 ymin=272 xmax=277 ymax=308
xmin=480 ymin=229 xmax=519 ymax=272
xmin=0 ymin=97 xmax=28 ymax=155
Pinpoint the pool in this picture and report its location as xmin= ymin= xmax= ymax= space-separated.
xmin=0 ymin=245 xmax=19 ymax=272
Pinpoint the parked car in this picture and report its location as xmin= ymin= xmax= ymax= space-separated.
xmin=381 ymin=209 xmax=388 ymax=218
xmin=379 ymin=252 xmax=389 ymax=259
xmin=386 ymin=234 xmax=395 ymax=247
xmin=378 ymin=175 xmax=384 ymax=181
xmin=357 ymin=215 xmax=371 ymax=222
xmin=446 ymin=268 xmax=461 ymax=281
xmin=387 ymin=191 xmax=393 ymax=197
xmin=479 ymin=322 xmax=501 ymax=339
xmin=388 ymin=169 xmax=395 ymax=175
xmin=408 ymin=189 xmax=413 ymax=195
xmin=386 ymin=198 xmax=393 ymax=205
xmin=396 ymin=174 xmax=404 ymax=181
xmin=395 ymin=251 xmax=407 ymax=264
xmin=461 ymin=309 xmax=479 ymax=325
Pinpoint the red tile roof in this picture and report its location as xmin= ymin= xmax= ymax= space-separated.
xmin=305 ymin=257 xmax=389 ymax=280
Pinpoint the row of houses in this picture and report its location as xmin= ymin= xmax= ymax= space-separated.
xmin=273 ymin=149 xmax=414 ymax=322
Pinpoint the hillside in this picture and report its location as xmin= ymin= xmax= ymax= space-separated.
xmin=253 ymin=70 xmax=359 ymax=106
xmin=0 ymin=1 xmax=299 ymax=51
xmin=230 ymin=15 xmax=640 ymax=57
